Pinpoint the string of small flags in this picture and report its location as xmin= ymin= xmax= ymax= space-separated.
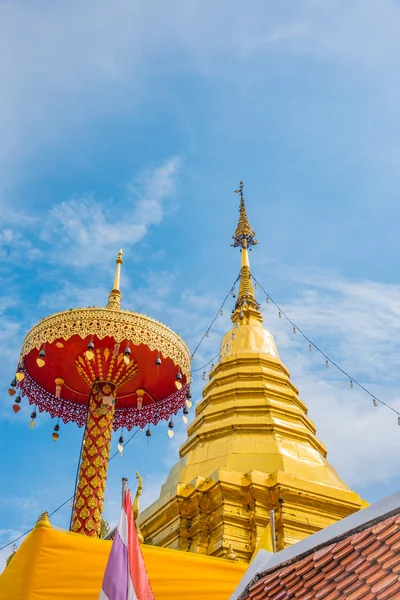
xmin=189 ymin=272 xmax=240 ymax=362
xmin=251 ymin=274 xmax=400 ymax=423
xmin=187 ymin=271 xmax=400 ymax=425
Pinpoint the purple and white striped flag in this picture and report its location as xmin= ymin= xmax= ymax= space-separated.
xmin=99 ymin=489 xmax=154 ymax=600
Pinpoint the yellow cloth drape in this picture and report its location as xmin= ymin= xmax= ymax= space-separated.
xmin=0 ymin=524 xmax=246 ymax=599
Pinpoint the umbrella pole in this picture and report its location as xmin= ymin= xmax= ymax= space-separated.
xmin=70 ymin=381 xmax=116 ymax=537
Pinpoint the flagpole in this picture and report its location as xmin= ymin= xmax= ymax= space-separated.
xmin=122 ymin=477 xmax=128 ymax=507
xmin=270 ymin=510 xmax=277 ymax=553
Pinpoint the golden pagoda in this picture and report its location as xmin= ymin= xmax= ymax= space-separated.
xmin=140 ymin=182 xmax=367 ymax=562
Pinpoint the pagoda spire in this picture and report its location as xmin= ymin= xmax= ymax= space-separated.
xmin=106 ymin=249 xmax=123 ymax=310
xmin=232 ymin=182 xmax=261 ymax=320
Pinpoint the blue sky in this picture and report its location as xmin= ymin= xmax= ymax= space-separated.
xmin=2 ymin=0 xmax=400 ymax=567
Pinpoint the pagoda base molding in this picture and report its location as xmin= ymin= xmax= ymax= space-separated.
xmin=140 ymin=468 xmax=367 ymax=563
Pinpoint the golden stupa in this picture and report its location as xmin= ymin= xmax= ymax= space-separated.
xmin=140 ymin=183 xmax=366 ymax=562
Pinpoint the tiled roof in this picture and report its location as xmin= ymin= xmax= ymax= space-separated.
xmin=242 ymin=513 xmax=400 ymax=600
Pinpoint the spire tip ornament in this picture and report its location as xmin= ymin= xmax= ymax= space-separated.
xmin=233 ymin=181 xmax=258 ymax=248
xmin=232 ymin=182 xmax=261 ymax=319
xmin=107 ymin=249 xmax=124 ymax=310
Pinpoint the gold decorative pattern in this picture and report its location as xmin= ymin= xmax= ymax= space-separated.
xmin=83 ymin=486 xmax=92 ymax=498
xmin=85 ymin=518 xmax=95 ymax=533
xmin=86 ymin=466 xmax=95 ymax=478
xmin=75 ymin=349 xmax=138 ymax=390
xmin=87 ymin=496 xmax=97 ymax=510
xmin=20 ymin=307 xmax=191 ymax=378
xmin=78 ymin=478 xmax=88 ymax=489
xmin=71 ymin=381 xmax=115 ymax=537
xmin=80 ymin=507 xmax=90 ymax=520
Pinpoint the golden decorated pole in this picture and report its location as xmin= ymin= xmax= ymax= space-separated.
xmin=71 ymin=381 xmax=116 ymax=536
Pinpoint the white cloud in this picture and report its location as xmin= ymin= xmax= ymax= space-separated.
xmin=2 ymin=1 xmax=400 ymax=194
xmin=38 ymin=156 xmax=180 ymax=267
xmin=253 ymin=265 xmax=400 ymax=492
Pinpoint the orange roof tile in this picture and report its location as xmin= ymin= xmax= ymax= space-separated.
xmin=240 ymin=511 xmax=400 ymax=600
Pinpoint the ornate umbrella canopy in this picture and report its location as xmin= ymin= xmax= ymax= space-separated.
xmin=12 ymin=250 xmax=191 ymax=431
xmin=9 ymin=251 xmax=191 ymax=538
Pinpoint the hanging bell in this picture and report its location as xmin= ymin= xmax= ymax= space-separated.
xmin=266 ymin=296 xmax=269 ymax=304
xmin=220 ymin=309 xmax=224 ymax=316
xmin=30 ymin=409 xmax=37 ymax=428
xmin=202 ymin=371 xmax=206 ymax=381
xmin=36 ymin=348 xmax=46 ymax=368
xmin=155 ymin=354 xmax=162 ymax=366
xmin=325 ymin=360 xmax=329 ymax=368
xmin=117 ymin=434 xmax=124 ymax=456
xmin=175 ymin=370 xmax=183 ymax=391
xmin=85 ymin=339 xmax=95 ymax=360
xmin=12 ymin=395 xmax=22 ymax=413
xmin=123 ymin=346 xmax=131 ymax=365
xmin=278 ymin=311 xmax=282 ymax=319
xmin=293 ymin=327 xmax=296 ymax=334
xmin=52 ymin=423 xmax=60 ymax=441
xmin=168 ymin=419 xmax=174 ymax=438
xmin=183 ymin=406 xmax=189 ymax=416
xmin=205 ymin=330 xmax=210 ymax=338
xmin=145 ymin=426 xmax=151 ymax=438
xmin=373 ymin=398 xmax=377 ymax=407
xmin=350 ymin=380 xmax=353 ymax=388
xmin=308 ymin=343 xmax=312 ymax=352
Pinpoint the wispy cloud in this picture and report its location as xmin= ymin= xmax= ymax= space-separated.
xmin=38 ymin=157 xmax=181 ymax=267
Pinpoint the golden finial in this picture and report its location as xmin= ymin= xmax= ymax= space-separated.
xmin=106 ymin=249 xmax=123 ymax=310
xmin=5 ymin=544 xmax=17 ymax=568
xmin=35 ymin=511 xmax=51 ymax=528
xmin=232 ymin=183 xmax=261 ymax=319
xmin=224 ymin=543 xmax=238 ymax=561
xmin=133 ymin=471 xmax=144 ymax=543
xmin=233 ymin=181 xmax=257 ymax=248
